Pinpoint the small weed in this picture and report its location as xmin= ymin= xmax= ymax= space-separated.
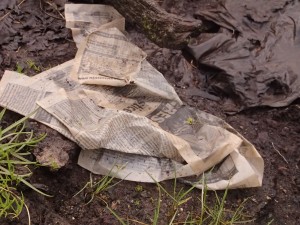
xmin=134 ymin=199 xmax=140 ymax=206
xmin=186 ymin=117 xmax=194 ymax=125
xmin=192 ymin=175 xmax=253 ymax=225
xmin=49 ymin=161 xmax=59 ymax=171
xmin=74 ymin=173 xmax=115 ymax=204
xmin=26 ymin=60 xmax=40 ymax=73
xmin=135 ymin=184 xmax=143 ymax=192
xmin=148 ymin=171 xmax=197 ymax=222
xmin=15 ymin=63 xmax=23 ymax=74
xmin=74 ymin=166 xmax=125 ymax=204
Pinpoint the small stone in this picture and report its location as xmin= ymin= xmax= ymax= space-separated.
xmin=278 ymin=166 xmax=288 ymax=175
xmin=251 ymin=198 xmax=258 ymax=203
xmin=265 ymin=119 xmax=278 ymax=128
xmin=257 ymin=132 xmax=269 ymax=144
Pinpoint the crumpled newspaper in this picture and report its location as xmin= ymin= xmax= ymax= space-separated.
xmin=0 ymin=4 xmax=263 ymax=189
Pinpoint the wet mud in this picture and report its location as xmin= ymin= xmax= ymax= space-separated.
xmin=0 ymin=0 xmax=299 ymax=224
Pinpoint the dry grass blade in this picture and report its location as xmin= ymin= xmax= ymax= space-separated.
xmin=0 ymin=0 xmax=27 ymax=22
xmin=271 ymin=142 xmax=288 ymax=164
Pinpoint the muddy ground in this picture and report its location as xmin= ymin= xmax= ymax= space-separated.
xmin=0 ymin=0 xmax=300 ymax=224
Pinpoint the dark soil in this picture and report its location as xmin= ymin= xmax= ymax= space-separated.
xmin=1 ymin=0 xmax=299 ymax=225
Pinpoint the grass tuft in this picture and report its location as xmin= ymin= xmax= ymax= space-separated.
xmin=106 ymin=172 xmax=253 ymax=225
xmin=0 ymin=109 xmax=47 ymax=224
xmin=74 ymin=165 xmax=125 ymax=205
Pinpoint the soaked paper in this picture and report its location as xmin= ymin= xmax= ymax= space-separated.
xmin=0 ymin=4 xmax=263 ymax=189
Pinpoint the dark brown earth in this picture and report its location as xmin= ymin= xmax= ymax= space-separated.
xmin=1 ymin=0 xmax=300 ymax=225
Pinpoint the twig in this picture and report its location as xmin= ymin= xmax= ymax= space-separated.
xmin=45 ymin=0 xmax=65 ymax=20
xmin=39 ymin=0 xmax=63 ymax=20
xmin=271 ymin=142 xmax=289 ymax=164
xmin=0 ymin=0 xmax=27 ymax=22
xmin=15 ymin=46 xmax=21 ymax=52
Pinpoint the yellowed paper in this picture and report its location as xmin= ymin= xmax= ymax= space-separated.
xmin=71 ymin=27 xmax=147 ymax=86
xmin=0 ymin=3 xmax=264 ymax=190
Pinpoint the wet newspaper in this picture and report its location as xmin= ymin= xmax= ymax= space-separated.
xmin=0 ymin=4 xmax=263 ymax=189
xmin=65 ymin=3 xmax=125 ymax=47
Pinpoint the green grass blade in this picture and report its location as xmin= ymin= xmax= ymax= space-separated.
xmin=20 ymin=178 xmax=52 ymax=197
xmin=153 ymin=185 xmax=161 ymax=225
xmin=1 ymin=109 xmax=37 ymax=135
xmin=168 ymin=209 xmax=178 ymax=225
xmin=106 ymin=205 xmax=127 ymax=225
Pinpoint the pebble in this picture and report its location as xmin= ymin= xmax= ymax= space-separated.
xmin=251 ymin=120 xmax=259 ymax=125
